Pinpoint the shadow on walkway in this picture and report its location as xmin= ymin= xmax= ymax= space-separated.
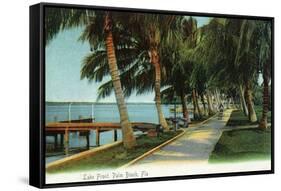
xmin=134 ymin=109 xmax=233 ymax=166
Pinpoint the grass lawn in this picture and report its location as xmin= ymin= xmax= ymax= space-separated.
xmin=209 ymin=127 xmax=271 ymax=163
xmin=226 ymin=106 xmax=271 ymax=126
xmin=47 ymin=130 xmax=182 ymax=174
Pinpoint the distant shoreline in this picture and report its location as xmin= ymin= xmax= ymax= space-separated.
xmin=46 ymin=101 xmax=157 ymax=105
xmin=46 ymin=101 xmax=184 ymax=105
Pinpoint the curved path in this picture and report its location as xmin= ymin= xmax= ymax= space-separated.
xmin=134 ymin=109 xmax=233 ymax=166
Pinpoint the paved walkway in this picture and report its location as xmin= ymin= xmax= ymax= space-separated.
xmin=134 ymin=109 xmax=233 ymax=166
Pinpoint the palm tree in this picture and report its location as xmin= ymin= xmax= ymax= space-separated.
xmin=160 ymin=17 xmax=198 ymax=121
xmin=130 ymin=14 xmax=180 ymax=130
xmin=234 ymin=20 xmax=257 ymax=122
xmin=160 ymin=45 xmax=193 ymax=121
xmin=206 ymin=90 xmax=215 ymax=115
xmin=234 ymin=19 xmax=272 ymax=125
xmin=84 ymin=13 xmax=184 ymax=131
xmin=191 ymin=89 xmax=201 ymax=119
xmin=243 ymin=79 xmax=257 ymax=122
xmin=102 ymin=12 xmax=136 ymax=148
xmin=239 ymin=85 xmax=249 ymax=116
xmin=131 ymin=16 xmax=198 ymax=122
xmin=234 ymin=19 xmax=274 ymax=123
xmin=187 ymin=18 xmax=231 ymax=118
xmin=255 ymin=21 xmax=272 ymax=129
xmin=45 ymin=8 xmax=136 ymax=148
xmin=190 ymin=18 xmax=260 ymax=122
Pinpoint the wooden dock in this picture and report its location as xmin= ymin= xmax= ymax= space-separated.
xmin=46 ymin=122 xmax=156 ymax=155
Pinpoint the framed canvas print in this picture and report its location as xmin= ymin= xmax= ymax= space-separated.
xmin=29 ymin=2 xmax=274 ymax=188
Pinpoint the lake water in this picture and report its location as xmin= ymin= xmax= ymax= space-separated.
xmin=45 ymin=103 xmax=192 ymax=163
xmin=46 ymin=103 xmax=184 ymax=123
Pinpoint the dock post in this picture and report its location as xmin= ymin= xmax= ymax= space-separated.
xmin=96 ymin=128 xmax=100 ymax=146
xmin=54 ymin=134 xmax=58 ymax=150
xmin=64 ymin=128 xmax=69 ymax=155
xmin=113 ymin=129 xmax=117 ymax=142
xmin=60 ymin=133 xmax=64 ymax=148
xmin=86 ymin=131 xmax=90 ymax=149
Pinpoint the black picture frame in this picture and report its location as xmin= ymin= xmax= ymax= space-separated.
xmin=30 ymin=2 xmax=274 ymax=188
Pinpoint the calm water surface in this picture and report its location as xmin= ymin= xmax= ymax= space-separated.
xmin=45 ymin=103 xmax=192 ymax=164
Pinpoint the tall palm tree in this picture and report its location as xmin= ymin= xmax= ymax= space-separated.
xmin=187 ymin=18 xmax=230 ymax=118
xmin=239 ymin=85 xmax=249 ymax=116
xmin=255 ymin=21 xmax=272 ymax=129
xmin=160 ymin=17 xmax=198 ymax=121
xmin=129 ymin=14 xmax=180 ymax=130
xmin=102 ymin=12 xmax=136 ymax=148
xmin=84 ymin=13 xmax=184 ymax=131
xmin=206 ymin=90 xmax=215 ymax=115
xmin=192 ymin=89 xmax=201 ymax=119
xmin=234 ymin=20 xmax=258 ymax=122
xmin=190 ymin=18 xmax=260 ymax=122
xmin=234 ymin=19 xmax=272 ymax=125
xmin=45 ymin=8 xmax=136 ymax=148
xmin=160 ymin=44 xmax=193 ymax=121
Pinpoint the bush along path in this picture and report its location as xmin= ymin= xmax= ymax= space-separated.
xmin=132 ymin=109 xmax=233 ymax=166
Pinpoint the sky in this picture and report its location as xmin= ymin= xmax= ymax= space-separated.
xmin=46 ymin=16 xmax=210 ymax=103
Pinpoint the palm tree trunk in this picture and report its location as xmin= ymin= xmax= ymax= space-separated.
xmin=230 ymin=97 xmax=233 ymax=108
xmin=230 ymin=96 xmax=236 ymax=108
xmin=226 ymin=98 xmax=230 ymax=109
xmin=239 ymin=97 xmax=243 ymax=110
xmin=180 ymin=91 xmax=189 ymax=122
xmin=192 ymin=89 xmax=199 ymax=119
xmin=239 ymin=85 xmax=248 ymax=116
xmin=244 ymin=80 xmax=257 ymax=122
xmin=193 ymin=89 xmax=202 ymax=119
xmin=104 ymin=13 xmax=136 ymax=148
xmin=148 ymin=48 xmax=169 ymax=130
xmin=210 ymin=92 xmax=216 ymax=111
xmin=201 ymin=94 xmax=207 ymax=116
xmin=259 ymin=62 xmax=270 ymax=129
xmin=196 ymin=90 xmax=203 ymax=117
xmin=206 ymin=91 xmax=214 ymax=115
xmin=212 ymin=91 xmax=218 ymax=112
xmin=215 ymin=89 xmax=221 ymax=106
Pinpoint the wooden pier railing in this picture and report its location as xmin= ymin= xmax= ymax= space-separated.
xmin=45 ymin=122 xmax=156 ymax=155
